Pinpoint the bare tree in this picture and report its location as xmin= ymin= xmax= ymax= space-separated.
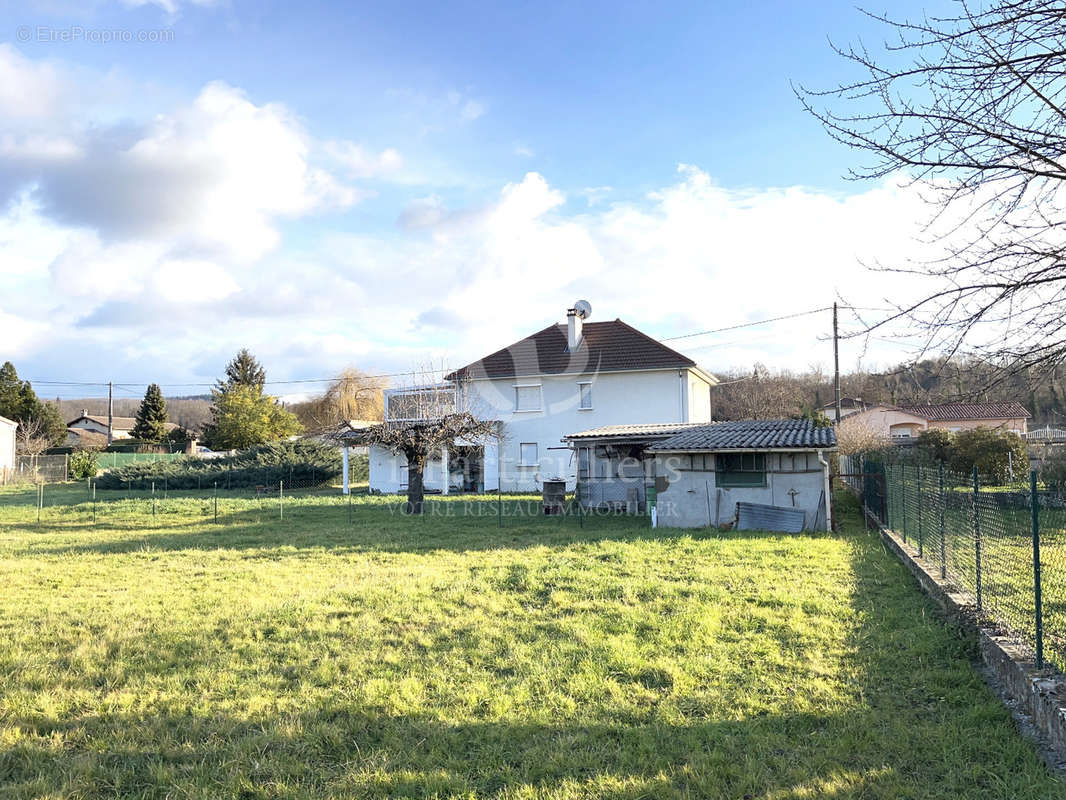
xmin=16 ymin=416 xmax=53 ymax=457
xmin=800 ymin=1 xmax=1066 ymax=386
xmin=339 ymin=367 xmax=497 ymax=514
xmin=715 ymin=364 xmax=805 ymax=420
xmin=361 ymin=413 xmax=498 ymax=514
xmin=835 ymin=416 xmax=891 ymax=456
xmin=293 ymin=368 xmax=386 ymax=432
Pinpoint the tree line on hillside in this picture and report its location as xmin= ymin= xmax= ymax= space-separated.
xmin=711 ymin=358 xmax=1066 ymax=424
xmin=3 ymin=351 xmax=390 ymax=457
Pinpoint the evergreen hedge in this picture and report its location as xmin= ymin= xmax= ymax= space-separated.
xmin=94 ymin=439 xmax=344 ymax=490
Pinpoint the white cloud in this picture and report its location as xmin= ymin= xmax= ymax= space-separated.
xmin=460 ymin=99 xmax=485 ymax=121
xmin=0 ymin=44 xmax=67 ymax=120
xmin=0 ymin=45 xmax=954 ymax=387
xmin=324 ymin=141 xmax=404 ymax=178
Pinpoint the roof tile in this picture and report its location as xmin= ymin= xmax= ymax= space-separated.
xmin=648 ymin=419 xmax=837 ymax=451
xmin=447 ymin=320 xmax=697 ymax=380
xmin=896 ymin=402 xmax=1030 ymax=421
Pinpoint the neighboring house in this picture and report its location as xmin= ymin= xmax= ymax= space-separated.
xmin=368 ymin=302 xmax=718 ymax=493
xmin=65 ymin=428 xmax=109 ymax=449
xmin=0 ymin=415 xmax=16 ymax=483
xmin=65 ymin=410 xmax=178 ymax=445
xmin=842 ymin=402 xmax=1030 ymax=441
xmin=819 ymin=397 xmax=868 ymax=419
xmin=564 ymin=418 xmax=836 ymax=530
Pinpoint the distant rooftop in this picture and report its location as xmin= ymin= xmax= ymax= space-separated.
xmin=896 ymin=402 xmax=1030 ymax=421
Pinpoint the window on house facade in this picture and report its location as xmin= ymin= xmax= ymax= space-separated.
xmin=519 ymin=442 xmax=538 ymax=466
xmin=578 ymin=382 xmax=592 ymax=410
xmin=514 ymin=385 xmax=541 ymax=412
xmin=716 ymin=452 xmax=766 ymax=487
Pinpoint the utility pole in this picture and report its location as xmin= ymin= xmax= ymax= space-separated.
xmin=833 ymin=303 xmax=841 ymax=424
xmin=107 ymin=381 xmax=114 ymax=446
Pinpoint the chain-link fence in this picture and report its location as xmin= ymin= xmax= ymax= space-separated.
xmin=849 ymin=451 xmax=1063 ymax=671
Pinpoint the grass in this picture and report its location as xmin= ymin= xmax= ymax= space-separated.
xmin=883 ymin=469 xmax=1066 ymax=670
xmin=0 ymin=486 xmax=1062 ymax=798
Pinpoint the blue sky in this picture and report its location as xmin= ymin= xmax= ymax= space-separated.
xmin=0 ymin=0 xmax=946 ymax=397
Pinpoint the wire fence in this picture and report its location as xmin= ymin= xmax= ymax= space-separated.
xmin=0 ymin=478 xmax=646 ymax=540
xmin=842 ymin=451 xmax=1063 ymax=671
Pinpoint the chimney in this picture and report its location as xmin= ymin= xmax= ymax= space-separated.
xmin=567 ymin=307 xmax=583 ymax=350
xmin=81 ymin=408 xmax=88 ymax=418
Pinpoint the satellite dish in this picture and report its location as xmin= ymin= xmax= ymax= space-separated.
xmin=573 ymin=299 xmax=592 ymax=320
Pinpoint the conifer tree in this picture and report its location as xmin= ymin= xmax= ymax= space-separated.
xmin=132 ymin=383 xmax=169 ymax=442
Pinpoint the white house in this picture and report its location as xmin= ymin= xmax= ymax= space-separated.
xmin=368 ymin=302 xmax=718 ymax=493
xmin=65 ymin=410 xmax=178 ymax=446
xmin=0 ymin=415 xmax=16 ymax=483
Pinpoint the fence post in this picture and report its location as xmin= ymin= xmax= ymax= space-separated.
xmin=1031 ymin=469 xmax=1044 ymax=670
xmin=916 ymin=461 xmax=924 ymax=558
xmin=37 ymin=482 xmax=42 ymax=524
xmin=92 ymin=482 xmax=96 ymax=524
xmin=213 ymin=482 xmax=218 ymax=524
xmin=279 ymin=480 xmax=284 ymax=520
xmin=901 ymin=461 xmax=908 ymax=542
xmin=973 ymin=466 xmax=982 ymax=613
xmin=152 ymin=481 xmax=156 ymax=518
xmin=86 ymin=476 xmax=91 ymax=502
xmin=939 ymin=463 xmax=947 ymax=579
xmin=348 ymin=488 xmax=352 ymax=524
xmin=498 ymin=488 xmax=503 ymax=528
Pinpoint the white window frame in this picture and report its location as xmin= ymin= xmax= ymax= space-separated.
xmin=518 ymin=442 xmax=539 ymax=468
xmin=513 ymin=384 xmax=542 ymax=413
xmin=578 ymin=381 xmax=593 ymax=410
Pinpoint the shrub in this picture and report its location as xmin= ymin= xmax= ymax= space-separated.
xmin=1040 ymin=450 xmax=1066 ymax=493
xmin=94 ymin=439 xmax=342 ymax=490
xmin=916 ymin=428 xmax=954 ymax=464
xmin=69 ymin=449 xmax=99 ymax=480
xmin=949 ymin=428 xmax=1027 ymax=484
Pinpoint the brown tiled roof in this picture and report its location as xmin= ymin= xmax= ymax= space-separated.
xmin=447 ymin=320 xmax=697 ymax=380
xmin=897 ymin=402 xmax=1031 ymax=421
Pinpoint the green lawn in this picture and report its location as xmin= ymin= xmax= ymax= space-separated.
xmin=0 ymin=487 xmax=1061 ymax=799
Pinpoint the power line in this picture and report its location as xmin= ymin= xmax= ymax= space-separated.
xmin=659 ymin=307 xmax=833 ymax=342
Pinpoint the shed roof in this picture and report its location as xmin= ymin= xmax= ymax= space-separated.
xmin=564 ymin=422 xmax=704 ymax=441
xmin=0 ymin=414 xmax=17 ymax=428
xmin=648 ymin=419 xmax=837 ymax=452
xmin=896 ymin=402 xmax=1030 ymax=421
xmin=446 ymin=320 xmax=704 ymax=380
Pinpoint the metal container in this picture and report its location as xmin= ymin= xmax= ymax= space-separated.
xmin=542 ymin=480 xmax=566 ymax=515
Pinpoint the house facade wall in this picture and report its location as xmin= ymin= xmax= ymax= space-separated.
xmin=926 ymin=417 xmax=1028 ymax=434
xmin=653 ymin=451 xmax=829 ymax=530
xmin=367 ymin=367 xmax=714 ymax=494
xmin=463 ymin=368 xmax=712 ymax=492
xmin=0 ymin=418 xmax=15 ymax=477
xmin=846 ymin=407 xmax=930 ymax=439
xmin=68 ymin=418 xmax=132 ymax=439
xmin=368 ymin=444 xmax=454 ymax=495
xmin=846 ymin=406 xmax=1028 ymax=438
